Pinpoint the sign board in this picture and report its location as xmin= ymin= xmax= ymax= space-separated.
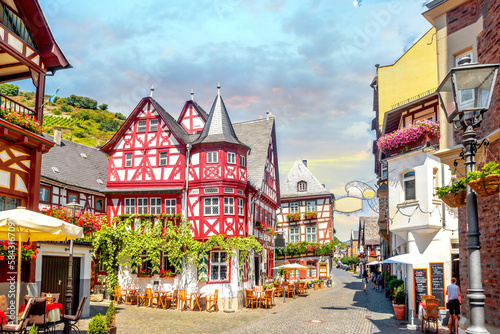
xmin=413 ymin=268 xmax=428 ymax=315
xmin=429 ymin=262 xmax=445 ymax=308
xmin=275 ymin=234 xmax=285 ymax=248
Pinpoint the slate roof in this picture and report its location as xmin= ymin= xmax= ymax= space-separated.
xmin=280 ymin=159 xmax=332 ymax=199
xmin=41 ymin=134 xmax=109 ymax=192
xmin=192 ymin=93 xmax=248 ymax=148
xmin=233 ymin=118 xmax=275 ymax=190
xmin=359 ymin=216 xmax=379 ymax=246
xmin=351 ymin=230 xmax=359 ymax=241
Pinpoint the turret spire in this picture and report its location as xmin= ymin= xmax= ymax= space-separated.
xmin=191 ymin=89 xmax=194 ymax=101
xmin=150 ymin=85 xmax=154 ymax=98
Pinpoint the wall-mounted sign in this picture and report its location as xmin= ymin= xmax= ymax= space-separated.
xmin=334 ymin=196 xmax=363 ymax=213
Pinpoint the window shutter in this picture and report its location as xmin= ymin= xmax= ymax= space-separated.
xmin=131 ymin=262 xmax=138 ymax=275
xmin=175 ymin=259 xmax=182 ymax=275
xmin=197 ymin=253 xmax=208 ymax=282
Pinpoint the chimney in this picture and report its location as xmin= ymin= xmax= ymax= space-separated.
xmin=302 ymin=160 xmax=307 ymax=167
xmin=266 ymin=110 xmax=273 ymax=121
xmin=322 ymin=184 xmax=326 ymax=188
xmin=54 ymin=128 xmax=62 ymax=146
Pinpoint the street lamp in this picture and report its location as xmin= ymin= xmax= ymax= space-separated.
xmin=64 ymin=201 xmax=83 ymax=317
xmin=436 ymin=57 xmax=499 ymax=334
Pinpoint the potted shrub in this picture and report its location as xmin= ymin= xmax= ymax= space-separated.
xmin=313 ymin=279 xmax=319 ymax=290
xmin=88 ymin=314 xmax=107 ymax=334
xmin=319 ymin=278 xmax=325 ymax=289
xmin=392 ymin=286 xmax=407 ymax=320
xmin=466 ymin=161 xmax=500 ymax=196
xmin=435 ymin=178 xmax=467 ymax=208
xmin=105 ymin=302 xmax=117 ymax=334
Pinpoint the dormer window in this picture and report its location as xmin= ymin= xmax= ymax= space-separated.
xmin=298 ymin=181 xmax=307 ymax=192
xmin=137 ymin=120 xmax=146 ymax=132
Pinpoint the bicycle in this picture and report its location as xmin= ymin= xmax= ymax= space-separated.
xmin=326 ymin=278 xmax=333 ymax=287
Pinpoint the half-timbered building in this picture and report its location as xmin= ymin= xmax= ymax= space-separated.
xmin=276 ymin=159 xmax=335 ymax=280
xmin=101 ymin=86 xmax=280 ymax=309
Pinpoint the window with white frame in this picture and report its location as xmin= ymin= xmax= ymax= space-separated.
xmin=238 ymin=198 xmax=244 ymax=215
xmin=227 ymin=152 xmax=236 ymax=164
xmin=298 ymin=181 xmax=306 ymax=192
xmin=124 ymin=198 xmax=135 ymax=214
xmin=165 ymin=199 xmax=176 ymax=214
xmin=137 ymin=120 xmax=147 ymax=132
xmin=289 ymin=226 xmax=300 ymax=243
xmin=149 ymin=119 xmax=158 ymax=132
xmin=433 ymin=168 xmax=439 ymax=200
xmin=137 ymin=198 xmax=148 ymax=214
xmin=306 ymin=200 xmax=316 ymax=212
xmin=403 ymin=171 xmax=416 ymax=201
xmin=306 ymin=226 xmax=317 ymax=242
xmin=159 ymin=151 xmax=167 ymax=166
xmin=204 ymin=197 xmax=219 ymax=215
xmin=125 ymin=153 xmax=133 ymax=168
xmin=289 ymin=201 xmax=299 ymax=213
xmin=210 ymin=250 xmax=228 ymax=281
xmin=289 ymin=269 xmax=299 ymax=278
xmin=207 ymin=151 xmax=218 ymax=163
xmin=240 ymin=155 xmax=246 ymax=167
xmin=150 ymin=198 xmax=161 ymax=214
xmin=224 ymin=197 xmax=234 ymax=214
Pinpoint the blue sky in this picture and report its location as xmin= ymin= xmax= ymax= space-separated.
xmin=22 ymin=0 xmax=432 ymax=241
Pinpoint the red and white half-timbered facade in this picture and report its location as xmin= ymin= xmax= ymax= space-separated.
xmin=101 ymin=88 xmax=280 ymax=307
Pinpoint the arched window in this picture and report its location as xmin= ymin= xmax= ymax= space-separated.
xmin=298 ymin=181 xmax=307 ymax=192
xmin=402 ymin=171 xmax=416 ymax=201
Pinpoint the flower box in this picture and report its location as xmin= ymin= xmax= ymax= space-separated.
xmin=286 ymin=213 xmax=301 ymax=221
xmin=137 ymin=274 xmax=152 ymax=278
xmin=304 ymin=212 xmax=317 ymax=220
xmin=384 ymin=133 xmax=439 ymax=157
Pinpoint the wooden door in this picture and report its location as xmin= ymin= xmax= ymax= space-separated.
xmin=41 ymin=256 xmax=81 ymax=315
xmin=319 ymin=262 xmax=328 ymax=279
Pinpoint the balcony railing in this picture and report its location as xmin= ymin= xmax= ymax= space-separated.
xmin=0 ymin=3 xmax=37 ymax=50
xmin=0 ymin=93 xmax=36 ymax=118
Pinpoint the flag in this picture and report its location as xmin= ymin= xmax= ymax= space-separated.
xmin=47 ymin=87 xmax=60 ymax=103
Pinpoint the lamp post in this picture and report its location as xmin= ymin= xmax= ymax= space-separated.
xmin=436 ymin=57 xmax=499 ymax=334
xmin=274 ymin=232 xmax=287 ymax=303
xmin=64 ymin=201 xmax=83 ymax=317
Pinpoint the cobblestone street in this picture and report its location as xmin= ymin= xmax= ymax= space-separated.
xmin=63 ymin=268 xmax=447 ymax=333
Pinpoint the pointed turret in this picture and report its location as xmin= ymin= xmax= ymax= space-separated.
xmin=193 ymin=84 xmax=248 ymax=149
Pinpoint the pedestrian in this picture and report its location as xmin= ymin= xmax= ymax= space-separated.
xmin=446 ymin=277 xmax=461 ymax=334
xmin=362 ymin=270 xmax=368 ymax=291
xmin=377 ymin=271 xmax=384 ymax=291
xmin=370 ymin=270 xmax=376 ymax=289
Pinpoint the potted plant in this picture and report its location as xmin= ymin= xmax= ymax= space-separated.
xmin=392 ymin=286 xmax=407 ymax=320
xmin=435 ymin=177 xmax=467 ymax=208
xmin=159 ymin=269 xmax=175 ymax=278
xmin=304 ymin=211 xmax=317 ymax=220
xmin=319 ymin=278 xmax=325 ymax=289
xmin=88 ymin=314 xmax=107 ymax=334
xmin=286 ymin=212 xmax=301 ymax=221
xmin=466 ymin=161 xmax=500 ymax=196
xmin=137 ymin=269 xmax=152 ymax=277
xmin=313 ymin=279 xmax=319 ymax=290
xmin=105 ymin=302 xmax=117 ymax=334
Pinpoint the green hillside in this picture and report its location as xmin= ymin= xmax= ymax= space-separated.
xmin=1 ymin=83 xmax=125 ymax=147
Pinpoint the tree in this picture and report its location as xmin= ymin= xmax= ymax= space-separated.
xmin=67 ymin=94 xmax=98 ymax=110
xmin=98 ymin=119 xmax=121 ymax=132
xmin=114 ymin=112 xmax=126 ymax=120
xmin=60 ymin=105 xmax=72 ymax=113
xmin=0 ymin=83 xmax=19 ymax=96
xmin=98 ymin=103 xmax=108 ymax=111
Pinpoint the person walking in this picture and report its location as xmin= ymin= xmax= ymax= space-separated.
xmin=370 ymin=270 xmax=376 ymax=289
xmin=377 ymin=271 xmax=384 ymax=292
xmin=362 ymin=270 xmax=368 ymax=291
xmin=446 ymin=277 xmax=461 ymax=334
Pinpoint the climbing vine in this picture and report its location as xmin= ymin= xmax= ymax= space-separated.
xmin=92 ymin=214 xmax=263 ymax=296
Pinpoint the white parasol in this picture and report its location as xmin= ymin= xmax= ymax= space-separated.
xmin=382 ymin=253 xmax=443 ymax=265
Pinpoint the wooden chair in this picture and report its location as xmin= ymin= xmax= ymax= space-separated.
xmin=260 ymin=289 xmax=273 ymax=309
xmin=137 ymin=288 xmax=154 ymax=308
xmin=284 ymin=283 xmax=294 ymax=298
xmin=245 ymin=289 xmax=257 ymax=309
xmin=300 ymin=282 xmax=308 ymax=294
xmin=1 ymin=298 xmax=35 ymax=333
xmin=151 ymin=291 xmax=163 ymax=309
xmin=422 ymin=298 xmax=439 ymax=334
xmin=178 ymin=289 xmax=191 ymax=311
xmin=273 ymin=283 xmax=283 ymax=297
xmin=206 ymin=289 xmax=219 ymax=313
xmin=113 ymin=286 xmax=124 ymax=305
xmin=27 ymin=297 xmax=50 ymax=333
xmin=421 ymin=295 xmax=434 ymax=304
xmin=61 ymin=296 xmax=87 ymax=334
xmin=270 ymin=288 xmax=276 ymax=306
xmin=294 ymin=282 xmax=301 ymax=295
xmin=164 ymin=290 xmax=178 ymax=310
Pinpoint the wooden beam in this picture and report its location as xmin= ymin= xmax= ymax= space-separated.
xmin=0 ymin=62 xmax=23 ymax=70
xmin=0 ymin=71 xmax=31 ymax=83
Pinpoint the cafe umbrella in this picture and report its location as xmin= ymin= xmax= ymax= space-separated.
xmin=0 ymin=207 xmax=83 ymax=324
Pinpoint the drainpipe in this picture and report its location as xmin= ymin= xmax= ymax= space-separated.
xmin=183 ymin=144 xmax=192 ymax=219
xmin=441 ymin=164 xmax=447 ymax=230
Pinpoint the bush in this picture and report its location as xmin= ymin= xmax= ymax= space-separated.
xmin=105 ymin=301 xmax=116 ymax=328
xmin=60 ymin=105 xmax=72 ymax=113
xmin=28 ymin=324 xmax=37 ymax=334
xmin=73 ymin=127 xmax=85 ymax=138
xmin=52 ymin=109 xmax=61 ymax=115
xmin=389 ymin=278 xmax=404 ymax=291
xmin=88 ymin=314 xmax=107 ymax=334
xmin=0 ymin=83 xmax=19 ymax=96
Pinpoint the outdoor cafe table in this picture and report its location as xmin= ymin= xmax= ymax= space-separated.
xmin=19 ymin=302 xmax=63 ymax=322
xmin=123 ymin=289 xmax=138 ymax=305
xmin=0 ymin=310 xmax=7 ymax=325
xmin=191 ymin=292 xmax=204 ymax=311
xmin=153 ymin=291 xmax=171 ymax=309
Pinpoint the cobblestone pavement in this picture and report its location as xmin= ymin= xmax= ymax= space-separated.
xmin=53 ymin=268 xmax=449 ymax=333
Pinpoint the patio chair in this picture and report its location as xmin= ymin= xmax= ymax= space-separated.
xmin=206 ymin=289 xmax=219 ymax=313
xmin=285 ymin=284 xmax=294 ymax=298
xmin=260 ymin=290 xmax=273 ymax=309
xmin=294 ymin=282 xmax=300 ymax=295
xmin=178 ymin=289 xmax=191 ymax=311
xmin=245 ymin=289 xmax=257 ymax=309
xmin=300 ymin=282 xmax=308 ymax=294
xmin=137 ymin=288 xmax=154 ymax=308
xmin=26 ymin=297 xmax=51 ymax=333
xmin=113 ymin=286 xmax=124 ymax=305
xmin=165 ymin=290 xmax=178 ymax=310
xmin=270 ymin=288 xmax=276 ymax=306
xmin=422 ymin=298 xmax=439 ymax=334
xmin=273 ymin=283 xmax=283 ymax=297
xmin=1 ymin=298 xmax=35 ymax=334
xmin=421 ymin=295 xmax=434 ymax=304
xmin=61 ymin=296 xmax=87 ymax=334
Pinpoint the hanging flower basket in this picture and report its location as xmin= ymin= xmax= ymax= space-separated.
xmin=441 ymin=191 xmax=466 ymax=208
xmin=468 ymin=174 xmax=500 ymax=197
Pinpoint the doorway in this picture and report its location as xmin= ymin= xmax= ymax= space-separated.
xmin=254 ymin=256 xmax=260 ymax=286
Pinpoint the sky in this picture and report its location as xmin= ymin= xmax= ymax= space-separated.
xmin=21 ymin=0 xmax=433 ymax=241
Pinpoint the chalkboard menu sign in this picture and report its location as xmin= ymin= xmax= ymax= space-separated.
xmin=414 ymin=268 xmax=428 ymax=314
xmin=430 ymin=262 xmax=445 ymax=308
